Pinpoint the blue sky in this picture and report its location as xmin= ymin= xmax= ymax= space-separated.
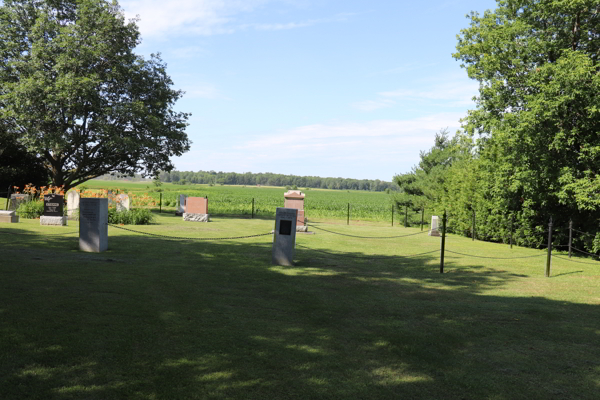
xmin=120 ymin=0 xmax=498 ymax=181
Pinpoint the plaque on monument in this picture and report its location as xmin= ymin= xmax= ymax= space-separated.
xmin=272 ymin=207 xmax=298 ymax=266
xmin=43 ymin=194 xmax=64 ymax=216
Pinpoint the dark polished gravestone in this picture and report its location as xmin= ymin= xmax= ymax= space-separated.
xmin=40 ymin=194 xmax=67 ymax=226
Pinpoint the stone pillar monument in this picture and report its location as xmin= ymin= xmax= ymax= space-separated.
xmin=283 ymin=190 xmax=307 ymax=232
xmin=79 ymin=198 xmax=108 ymax=252
xmin=429 ymin=215 xmax=440 ymax=236
xmin=272 ymin=207 xmax=298 ymax=266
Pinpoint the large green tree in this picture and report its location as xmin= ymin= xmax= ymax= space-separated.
xmin=453 ymin=0 xmax=600 ymax=243
xmin=0 ymin=0 xmax=190 ymax=191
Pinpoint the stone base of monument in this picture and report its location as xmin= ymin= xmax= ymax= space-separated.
xmin=296 ymin=225 xmax=308 ymax=232
xmin=0 ymin=210 xmax=19 ymax=223
xmin=428 ymin=229 xmax=440 ymax=237
xmin=183 ymin=213 xmax=210 ymax=222
xmin=40 ymin=216 xmax=68 ymax=226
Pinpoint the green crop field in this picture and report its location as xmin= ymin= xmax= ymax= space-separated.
xmin=78 ymin=180 xmax=431 ymax=225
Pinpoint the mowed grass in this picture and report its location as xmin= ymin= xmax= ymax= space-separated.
xmin=0 ymin=213 xmax=599 ymax=400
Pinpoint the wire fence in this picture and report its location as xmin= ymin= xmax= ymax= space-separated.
xmin=2 ymin=205 xmax=598 ymax=277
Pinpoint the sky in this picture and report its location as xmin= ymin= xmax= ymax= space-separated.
xmin=119 ymin=0 xmax=499 ymax=182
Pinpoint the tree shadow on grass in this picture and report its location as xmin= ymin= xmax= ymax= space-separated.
xmin=0 ymin=229 xmax=598 ymax=400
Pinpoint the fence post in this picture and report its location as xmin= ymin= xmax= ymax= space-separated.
xmin=391 ymin=204 xmax=393 ymax=227
xmin=159 ymin=192 xmax=162 ymax=213
xmin=347 ymin=203 xmax=350 ymax=225
xmin=421 ymin=207 xmax=424 ymax=231
xmin=5 ymin=184 xmax=11 ymax=210
xmin=440 ymin=210 xmax=447 ymax=274
xmin=510 ymin=214 xmax=514 ymax=249
xmin=404 ymin=206 xmax=408 ymax=228
xmin=252 ymin=198 xmax=255 ymax=219
xmin=472 ymin=210 xmax=476 ymax=241
xmin=568 ymin=219 xmax=572 ymax=258
xmin=546 ymin=217 xmax=553 ymax=277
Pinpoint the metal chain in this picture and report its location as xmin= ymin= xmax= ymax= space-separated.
xmin=108 ymin=223 xmax=272 ymax=240
xmin=553 ymin=254 xmax=599 ymax=265
xmin=296 ymin=243 xmax=438 ymax=260
xmin=572 ymin=228 xmax=596 ymax=238
xmin=307 ymin=224 xmax=429 ymax=239
xmin=571 ymin=247 xmax=600 ymax=259
xmin=445 ymin=249 xmax=545 ymax=260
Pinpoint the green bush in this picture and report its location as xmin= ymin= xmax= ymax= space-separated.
xmin=108 ymin=208 xmax=155 ymax=225
xmin=16 ymin=200 xmax=44 ymax=219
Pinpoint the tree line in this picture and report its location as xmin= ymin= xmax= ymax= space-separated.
xmin=395 ymin=0 xmax=600 ymax=254
xmin=156 ymin=170 xmax=397 ymax=192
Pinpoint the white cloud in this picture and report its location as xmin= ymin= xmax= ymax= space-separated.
xmin=352 ymin=99 xmax=395 ymax=112
xmin=120 ymin=1 xmax=351 ymax=38
xmin=120 ymin=0 xmax=270 ymax=38
xmin=174 ymin=113 xmax=466 ymax=179
xmin=177 ymin=82 xmax=228 ymax=100
xmin=379 ymin=79 xmax=479 ymax=107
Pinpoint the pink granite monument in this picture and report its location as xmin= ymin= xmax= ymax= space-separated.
xmin=283 ymin=190 xmax=306 ymax=230
xmin=183 ymin=197 xmax=210 ymax=222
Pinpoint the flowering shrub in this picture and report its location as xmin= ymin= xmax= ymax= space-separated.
xmin=13 ymin=184 xmax=65 ymax=219
xmin=108 ymin=208 xmax=154 ymax=225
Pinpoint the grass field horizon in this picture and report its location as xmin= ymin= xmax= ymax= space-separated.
xmin=1 ymin=183 xmax=599 ymax=399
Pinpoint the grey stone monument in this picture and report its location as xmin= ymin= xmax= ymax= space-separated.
xmin=429 ymin=215 xmax=440 ymax=237
xmin=8 ymin=194 xmax=29 ymax=211
xmin=272 ymin=207 xmax=298 ymax=266
xmin=116 ymin=193 xmax=130 ymax=212
xmin=67 ymin=191 xmax=80 ymax=219
xmin=79 ymin=198 xmax=108 ymax=252
xmin=176 ymin=194 xmax=187 ymax=216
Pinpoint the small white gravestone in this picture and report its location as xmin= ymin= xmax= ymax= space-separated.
xmin=79 ymin=198 xmax=108 ymax=252
xmin=429 ymin=215 xmax=440 ymax=237
xmin=116 ymin=193 xmax=130 ymax=212
xmin=272 ymin=207 xmax=298 ymax=266
xmin=176 ymin=194 xmax=187 ymax=215
xmin=67 ymin=191 xmax=80 ymax=219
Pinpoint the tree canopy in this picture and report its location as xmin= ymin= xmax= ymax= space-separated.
xmin=0 ymin=0 xmax=190 ymax=191
xmin=397 ymin=0 xmax=600 ymax=251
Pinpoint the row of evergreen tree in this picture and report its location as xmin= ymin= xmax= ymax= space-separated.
xmin=395 ymin=1 xmax=600 ymax=254
xmin=156 ymin=170 xmax=396 ymax=192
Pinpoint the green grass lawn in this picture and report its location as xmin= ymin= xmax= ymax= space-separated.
xmin=0 ymin=213 xmax=598 ymax=399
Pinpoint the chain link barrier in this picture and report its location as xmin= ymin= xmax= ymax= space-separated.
xmin=445 ymin=249 xmax=546 ymax=260
xmin=307 ymin=224 xmax=429 ymax=239
xmin=108 ymin=223 xmax=272 ymax=241
xmin=296 ymin=243 xmax=438 ymax=260
xmin=553 ymin=254 xmax=599 ymax=265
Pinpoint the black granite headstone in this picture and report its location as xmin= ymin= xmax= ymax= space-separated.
xmin=43 ymin=194 xmax=64 ymax=216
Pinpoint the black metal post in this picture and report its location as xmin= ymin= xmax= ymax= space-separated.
xmin=5 ymin=184 xmax=11 ymax=210
xmin=421 ymin=207 xmax=424 ymax=231
xmin=510 ymin=214 xmax=514 ymax=249
xmin=347 ymin=203 xmax=350 ymax=225
xmin=440 ymin=210 xmax=447 ymax=274
xmin=546 ymin=217 xmax=553 ymax=277
xmin=391 ymin=204 xmax=393 ymax=226
xmin=404 ymin=205 xmax=408 ymax=228
xmin=568 ymin=219 xmax=572 ymax=258
xmin=252 ymin=198 xmax=255 ymax=219
xmin=472 ymin=210 xmax=476 ymax=241
xmin=159 ymin=192 xmax=162 ymax=213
